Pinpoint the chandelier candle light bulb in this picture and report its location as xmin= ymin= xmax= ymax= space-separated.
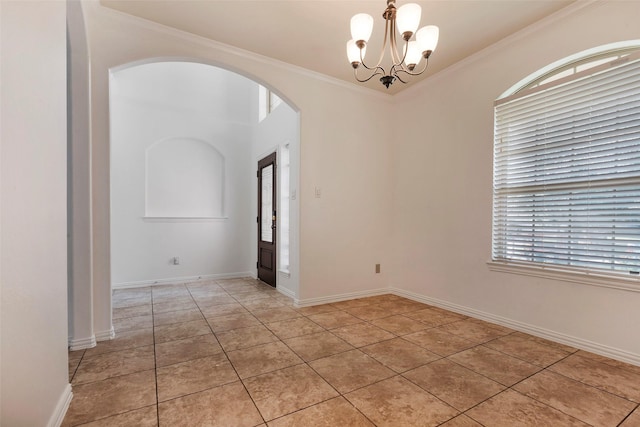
xmin=346 ymin=0 xmax=439 ymax=88
xmin=417 ymin=25 xmax=439 ymax=54
xmin=351 ymin=13 xmax=374 ymax=44
xmin=404 ymin=41 xmax=422 ymax=70
xmin=396 ymin=3 xmax=421 ymax=38
xmin=347 ymin=39 xmax=367 ymax=65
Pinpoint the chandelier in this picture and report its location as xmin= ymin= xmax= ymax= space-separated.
xmin=346 ymin=0 xmax=439 ymax=88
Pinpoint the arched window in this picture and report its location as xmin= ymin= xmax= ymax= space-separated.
xmin=492 ymin=47 xmax=640 ymax=276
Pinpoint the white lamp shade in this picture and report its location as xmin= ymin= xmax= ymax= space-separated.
xmin=417 ymin=25 xmax=439 ymax=53
xmin=396 ymin=3 xmax=421 ymax=36
xmin=404 ymin=41 xmax=422 ymax=66
xmin=350 ymin=13 xmax=374 ymax=43
xmin=347 ymin=39 xmax=366 ymax=63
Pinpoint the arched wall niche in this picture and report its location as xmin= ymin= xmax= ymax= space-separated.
xmin=145 ymin=137 xmax=225 ymax=218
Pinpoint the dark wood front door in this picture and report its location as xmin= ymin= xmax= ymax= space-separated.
xmin=257 ymin=152 xmax=277 ymax=287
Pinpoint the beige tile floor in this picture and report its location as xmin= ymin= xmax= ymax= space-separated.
xmin=63 ymin=278 xmax=640 ymax=427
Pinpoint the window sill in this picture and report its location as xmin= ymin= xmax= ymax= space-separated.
xmin=487 ymin=260 xmax=640 ymax=293
xmin=142 ymin=216 xmax=228 ymax=223
xmin=279 ymin=270 xmax=290 ymax=278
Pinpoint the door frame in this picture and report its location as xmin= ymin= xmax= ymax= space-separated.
xmin=257 ymin=151 xmax=277 ymax=287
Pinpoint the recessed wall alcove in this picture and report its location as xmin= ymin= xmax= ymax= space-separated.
xmin=145 ymin=137 xmax=225 ymax=219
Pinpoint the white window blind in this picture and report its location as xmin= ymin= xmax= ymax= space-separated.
xmin=493 ymin=53 xmax=640 ymax=275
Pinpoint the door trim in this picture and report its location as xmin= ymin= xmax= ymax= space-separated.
xmin=257 ymin=152 xmax=277 ymax=287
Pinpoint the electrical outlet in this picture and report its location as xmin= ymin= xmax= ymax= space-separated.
xmin=375 ymin=264 xmax=381 ymax=274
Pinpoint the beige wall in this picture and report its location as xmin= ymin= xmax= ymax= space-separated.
xmin=76 ymin=1 xmax=640 ymax=366
xmin=78 ymin=1 xmax=393 ymax=337
xmin=390 ymin=1 xmax=640 ymax=363
xmin=68 ymin=0 xmax=96 ymax=350
xmin=0 ymin=1 xmax=71 ymax=425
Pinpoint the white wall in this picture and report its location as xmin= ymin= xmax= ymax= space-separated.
xmin=390 ymin=1 xmax=640 ymax=364
xmin=80 ymin=2 xmax=393 ymax=311
xmin=110 ymin=62 xmax=255 ymax=285
xmin=250 ymin=93 xmax=300 ymax=297
xmin=74 ymin=0 xmax=640 ymax=366
xmin=67 ymin=0 xmax=96 ymax=350
xmin=0 ymin=1 xmax=72 ymax=426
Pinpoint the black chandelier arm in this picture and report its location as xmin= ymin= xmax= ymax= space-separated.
xmin=395 ymin=57 xmax=430 ymax=77
xmin=354 ymin=67 xmax=384 ymax=83
xmin=390 ymin=62 xmax=412 ymax=83
xmin=389 ymin=64 xmax=404 ymax=76
xmin=392 ymin=71 xmax=409 ymax=84
xmin=359 ymin=54 xmax=387 ymax=73
xmin=357 ymin=7 xmax=393 ymax=72
xmin=348 ymin=1 xmax=438 ymax=88
xmin=389 ymin=19 xmax=404 ymax=67
xmin=376 ymin=12 xmax=393 ymax=68
xmin=355 ymin=52 xmax=387 ymax=76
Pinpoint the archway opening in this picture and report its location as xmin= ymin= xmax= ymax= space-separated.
xmin=109 ymin=60 xmax=300 ymax=295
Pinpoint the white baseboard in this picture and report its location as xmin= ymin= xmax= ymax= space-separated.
xmin=277 ymin=285 xmax=295 ymax=299
xmin=294 ymin=288 xmax=389 ymax=308
xmin=390 ymin=287 xmax=640 ymax=367
xmin=95 ymin=326 xmax=115 ymax=342
xmin=47 ymin=383 xmax=72 ymax=427
xmin=68 ymin=335 xmax=96 ymax=351
xmin=112 ymin=272 xmax=253 ymax=289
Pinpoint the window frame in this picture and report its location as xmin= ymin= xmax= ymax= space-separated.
xmin=258 ymin=85 xmax=282 ymax=123
xmin=489 ymin=48 xmax=640 ymax=291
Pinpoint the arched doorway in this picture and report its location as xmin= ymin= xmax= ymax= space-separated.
xmin=109 ymin=60 xmax=300 ymax=294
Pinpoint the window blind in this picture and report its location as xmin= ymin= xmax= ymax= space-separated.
xmin=493 ymin=53 xmax=640 ymax=275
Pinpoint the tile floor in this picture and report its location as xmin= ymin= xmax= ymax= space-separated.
xmin=63 ymin=278 xmax=640 ymax=426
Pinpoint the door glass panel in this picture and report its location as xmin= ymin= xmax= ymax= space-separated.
xmin=261 ymin=164 xmax=273 ymax=242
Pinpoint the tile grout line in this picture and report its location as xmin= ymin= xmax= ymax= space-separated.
xmin=201 ymin=283 xmax=396 ymax=424
xmin=452 ymin=347 xmax=633 ymax=426
xmin=75 ymin=284 xmax=640 ymax=426
xmin=228 ymin=281 xmax=315 ymax=425
xmin=68 ymin=349 xmax=86 ymax=383
xmin=189 ymin=280 xmax=269 ymax=426
xmin=617 ymin=402 xmax=640 ymax=426
xmin=315 ymin=301 xmax=638 ymax=426
xmin=268 ymin=316 xmax=383 ymax=426
xmin=151 ymin=287 xmax=161 ymax=427
xmin=280 ymin=297 xmax=434 ymax=426
xmin=538 ymin=351 xmax=640 ymax=408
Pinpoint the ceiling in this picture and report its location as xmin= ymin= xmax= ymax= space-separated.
xmin=101 ymin=0 xmax=575 ymax=94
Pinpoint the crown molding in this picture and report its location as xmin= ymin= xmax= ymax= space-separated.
xmin=90 ymin=0 xmax=600 ymax=104
xmin=91 ymin=1 xmax=392 ymax=103
xmin=393 ymin=0 xmax=599 ymax=102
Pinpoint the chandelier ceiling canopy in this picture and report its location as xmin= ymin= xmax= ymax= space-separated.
xmin=347 ymin=0 xmax=440 ymax=88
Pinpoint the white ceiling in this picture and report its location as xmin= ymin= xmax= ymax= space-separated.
xmin=101 ymin=0 xmax=575 ymax=94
